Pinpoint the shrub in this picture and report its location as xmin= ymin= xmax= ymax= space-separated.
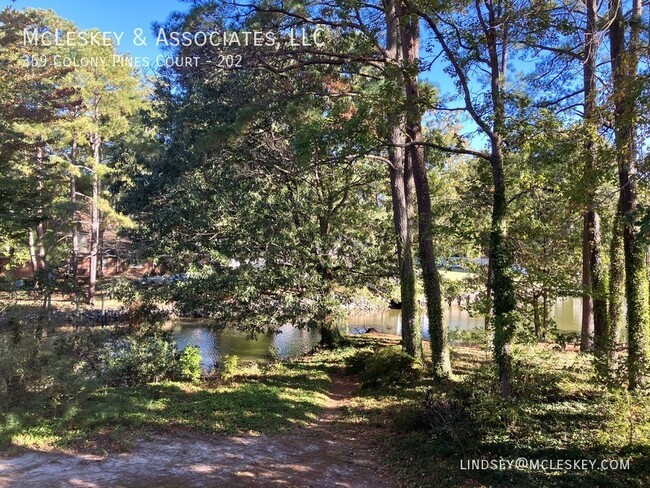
xmin=220 ymin=354 xmax=239 ymax=381
xmin=176 ymin=346 xmax=202 ymax=382
xmin=100 ymin=323 xmax=178 ymax=386
xmin=344 ymin=349 xmax=374 ymax=374
xmin=0 ymin=323 xmax=106 ymax=412
xmin=348 ymin=347 xmax=419 ymax=388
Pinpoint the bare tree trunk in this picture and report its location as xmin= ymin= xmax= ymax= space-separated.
xmin=28 ymin=229 xmax=38 ymax=276
xmin=542 ymin=289 xmax=548 ymax=333
xmin=70 ymin=139 xmax=79 ymax=293
xmin=88 ymin=134 xmax=101 ymax=304
xmin=609 ymin=0 xmax=648 ymax=390
xmin=399 ymin=6 xmax=450 ymax=378
xmin=35 ymin=221 xmax=47 ymax=272
xmin=385 ymin=0 xmax=420 ymax=361
xmin=532 ymin=292 xmax=540 ymax=338
xmin=32 ymin=145 xmax=47 ymax=274
xmin=98 ymin=225 xmax=104 ymax=278
xmin=582 ymin=0 xmax=608 ymax=352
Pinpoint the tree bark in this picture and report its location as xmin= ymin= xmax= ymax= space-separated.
xmin=533 ymin=292 xmax=540 ymax=338
xmin=489 ymin=143 xmax=516 ymax=397
xmin=28 ymin=229 xmax=38 ymax=276
xmin=70 ymin=139 xmax=79 ymax=292
xmin=485 ymin=2 xmax=517 ymax=397
xmin=581 ymin=215 xmax=594 ymax=350
xmin=34 ymin=145 xmax=48 ymax=275
xmin=35 ymin=221 xmax=47 ymax=272
xmin=590 ymin=213 xmax=607 ymax=341
xmin=582 ymin=0 xmax=607 ymax=352
xmin=388 ymin=139 xmax=420 ymax=360
xmin=88 ymin=133 xmax=101 ymax=304
xmin=608 ymin=198 xmax=625 ymax=345
xmin=386 ymin=0 xmax=420 ymax=361
xmin=609 ymin=0 xmax=648 ymax=390
xmin=542 ymin=289 xmax=548 ymax=333
xmin=398 ymin=6 xmax=450 ymax=378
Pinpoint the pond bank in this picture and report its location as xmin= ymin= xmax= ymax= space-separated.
xmin=0 ymin=366 xmax=392 ymax=487
xmin=1 ymin=335 xmax=648 ymax=487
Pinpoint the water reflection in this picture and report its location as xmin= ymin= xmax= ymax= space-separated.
xmin=171 ymin=319 xmax=320 ymax=371
xmin=345 ymin=297 xmax=582 ymax=339
xmin=172 ymin=297 xmax=584 ymax=367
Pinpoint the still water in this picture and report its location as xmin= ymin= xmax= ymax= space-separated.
xmin=346 ymin=296 xmax=582 ymax=337
xmin=172 ymin=297 xmax=583 ymax=370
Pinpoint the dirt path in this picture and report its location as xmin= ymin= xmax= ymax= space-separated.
xmin=0 ymin=371 xmax=392 ymax=487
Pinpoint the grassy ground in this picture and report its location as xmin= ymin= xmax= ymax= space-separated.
xmin=345 ymin=336 xmax=650 ymax=487
xmin=439 ymin=269 xmax=475 ymax=282
xmin=1 ymin=356 xmax=332 ymax=453
xmin=1 ymin=328 xmax=649 ymax=487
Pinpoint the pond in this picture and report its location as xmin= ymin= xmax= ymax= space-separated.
xmin=171 ymin=297 xmax=584 ymax=370
xmin=346 ymin=296 xmax=583 ymax=336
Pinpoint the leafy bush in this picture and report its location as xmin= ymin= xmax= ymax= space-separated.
xmin=0 ymin=323 xmax=108 ymax=413
xmin=125 ymin=302 xmax=169 ymax=327
xmin=344 ymin=349 xmax=374 ymax=374
xmin=0 ymin=320 xmax=201 ymax=396
xmin=347 ymin=347 xmax=419 ymax=388
xmin=99 ymin=323 xmax=179 ymax=387
xmin=220 ymin=354 xmax=239 ymax=381
xmin=176 ymin=346 xmax=202 ymax=382
xmin=0 ymin=324 xmax=48 ymax=405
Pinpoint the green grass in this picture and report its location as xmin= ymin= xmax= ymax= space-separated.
xmin=1 ymin=357 xmax=331 ymax=453
xmin=2 ymin=332 xmax=649 ymax=487
xmin=439 ymin=269 xmax=475 ymax=282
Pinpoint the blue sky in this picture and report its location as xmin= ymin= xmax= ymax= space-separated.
xmin=2 ymin=0 xmax=484 ymax=145
xmin=2 ymin=1 xmax=455 ymax=91
xmin=1 ymin=0 xmax=187 ymax=60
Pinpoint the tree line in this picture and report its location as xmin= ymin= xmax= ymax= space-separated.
xmin=1 ymin=0 xmax=649 ymax=396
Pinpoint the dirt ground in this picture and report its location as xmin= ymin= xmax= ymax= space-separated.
xmin=0 ymin=372 xmax=393 ymax=487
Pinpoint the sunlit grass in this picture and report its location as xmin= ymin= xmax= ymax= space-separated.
xmin=344 ymin=341 xmax=650 ymax=488
xmin=0 ymin=353 xmax=332 ymax=453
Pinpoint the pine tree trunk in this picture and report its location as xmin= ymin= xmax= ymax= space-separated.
xmin=386 ymin=0 xmax=420 ymax=361
xmin=399 ymin=7 xmax=450 ymax=378
xmin=34 ymin=145 xmax=50 ymax=311
xmin=608 ymin=199 xmax=625 ymax=345
xmin=489 ymin=144 xmax=516 ymax=397
xmin=542 ymin=289 xmax=548 ymax=333
xmin=70 ymin=139 xmax=79 ymax=292
xmin=34 ymin=145 xmax=48 ymax=276
xmin=581 ymin=215 xmax=594 ymax=350
xmin=609 ymin=0 xmax=648 ymax=390
xmin=388 ymin=143 xmax=420 ymax=360
xmin=35 ymin=221 xmax=47 ymax=272
xmin=28 ymin=229 xmax=38 ymax=276
xmin=590 ymin=213 xmax=608 ymax=343
xmin=88 ymin=134 xmax=101 ymax=304
xmin=582 ymin=0 xmax=607 ymax=352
